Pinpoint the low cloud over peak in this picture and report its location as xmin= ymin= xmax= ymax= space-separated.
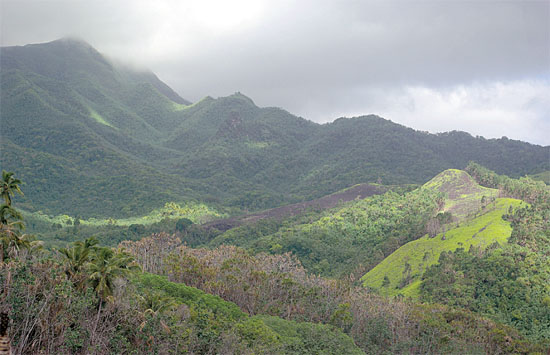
xmin=2 ymin=0 xmax=548 ymax=145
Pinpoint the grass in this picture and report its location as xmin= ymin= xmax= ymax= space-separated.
xmin=89 ymin=107 xmax=115 ymax=128
xmin=171 ymin=96 xmax=213 ymax=111
xmin=171 ymin=102 xmax=188 ymax=111
xmin=361 ymin=197 xmax=523 ymax=299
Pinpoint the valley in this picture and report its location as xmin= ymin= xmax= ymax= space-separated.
xmin=1 ymin=38 xmax=549 ymax=354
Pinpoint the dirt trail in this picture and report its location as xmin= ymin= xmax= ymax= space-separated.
xmin=203 ymin=184 xmax=385 ymax=232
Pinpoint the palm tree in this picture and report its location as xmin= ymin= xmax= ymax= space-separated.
xmin=59 ymin=237 xmax=98 ymax=285
xmin=0 ymin=205 xmax=32 ymax=263
xmin=139 ymin=290 xmax=177 ymax=317
xmin=87 ymin=247 xmax=140 ymax=340
xmin=138 ymin=290 xmax=177 ymax=333
xmin=1 ymin=171 xmax=23 ymax=206
xmin=0 ymin=205 xmax=23 ymax=226
xmin=88 ymin=247 xmax=140 ymax=302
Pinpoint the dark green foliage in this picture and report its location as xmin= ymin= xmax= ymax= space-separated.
xmin=175 ymin=217 xmax=193 ymax=232
xmin=210 ymin=188 xmax=442 ymax=277
xmin=1 ymin=39 xmax=548 ymax=220
xmin=421 ymin=247 xmax=550 ymax=341
xmin=134 ymin=273 xmax=246 ymax=322
xmin=256 ymin=315 xmax=363 ymax=354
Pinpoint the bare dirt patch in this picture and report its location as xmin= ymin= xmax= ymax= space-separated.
xmin=203 ymin=184 xmax=385 ymax=232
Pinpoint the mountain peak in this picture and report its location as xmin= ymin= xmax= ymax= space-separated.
xmin=225 ymin=92 xmax=256 ymax=105
xmin=51 ymin=36 xmax=94 ymax=48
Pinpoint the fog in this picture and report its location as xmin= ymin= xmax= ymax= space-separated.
xmin=2 ymin=0 xmax=549 ymax=144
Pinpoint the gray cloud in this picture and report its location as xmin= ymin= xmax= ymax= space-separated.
xmin=1 ymin=0 xmax=549 ymax=144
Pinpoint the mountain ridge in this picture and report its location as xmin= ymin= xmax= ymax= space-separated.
xmin=1 ymin=38 xmax=548 ymax=218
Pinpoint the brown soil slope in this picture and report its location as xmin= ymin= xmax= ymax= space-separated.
xmin=422 ymin=169 xmax=499 ymax=219
xmin=204 ymin=183 xmax=385 ymax=232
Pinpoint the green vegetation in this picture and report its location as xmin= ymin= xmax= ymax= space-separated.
xmin=18 ymin=201 xmax=224 ymax=248
xmin=125 ymin=234 xmax=543 ymax=354
xmin=361 ymin=168 xmax=521 ymax=296
xmin=2 ymin=37 xmax=550 ymax=353
xmin=422 ymin=168 xmax=499 ymax=219
xmin=362 ymin=197 xmax=522 ymax=297
xmin=1 ymin=39 xmax=548 ymax=221
xmin=24 ymin=201 xmax=223 ymax=228
xmin=529 ymin=170 xmax=550 ymax=184
xmin=358 ymin=166 xmax=550 ymax=343
xmin=88 ymin=107 xmax=114 ymax=128
xmin=1 ymin=173 xmax=369 ymax=354
xmin=209 ymin=187 xmax=442 ymax=277
xmin=419 ymin=164 xmax=550 ymax=342
xmin=3 ymin=173 xmax=548 ymax=353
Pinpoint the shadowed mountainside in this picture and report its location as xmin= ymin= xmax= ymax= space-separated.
xmin=1 ymin=39 xmax=548 ymax=218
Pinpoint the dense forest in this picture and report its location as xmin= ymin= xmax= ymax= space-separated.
xmin=1 ymin=39 xmax=548 ymax=219
xmin=2 ymin=172 xmax=549 ymax=354
xmin=1 ymin=38 xmax=550 ymax=354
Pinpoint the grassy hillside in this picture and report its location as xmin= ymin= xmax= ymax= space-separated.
xmin=361 ymin=197 xmax=523 ymax=298
xmin=209 ymin=186 xmax=441 ymax=277
xmin=418 ymin=164 xmax=550 ymax=341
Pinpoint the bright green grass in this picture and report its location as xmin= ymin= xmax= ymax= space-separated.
xmin=22 ymin=201 xmax=225 ymax=227
xmin=361 ymin=198 xmax=523 ymax=299
xmin=171 ymin=102 xmax=188 ymax=111
xmin=171 ymin=96 xmax=213 ymax=111
xmin=89 ymin=107 xmax=115 ymax=128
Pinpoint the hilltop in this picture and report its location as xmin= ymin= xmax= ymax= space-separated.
xmin=361 ymin=169 xmax=524 ymax=297
xmin=422 ymin=169 xmax=499 ymax=219
xmin=361 ymin=197 xmax=522 ymax=297
xmin=1 ymin=39 xmax=548 ymax=219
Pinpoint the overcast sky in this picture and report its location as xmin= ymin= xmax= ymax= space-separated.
xmin=1 ymin=0 xmax=549 ymax=145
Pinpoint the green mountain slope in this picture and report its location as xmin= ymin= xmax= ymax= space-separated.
xmin=361 ymin=169 xmax=525 ymax=297
xmin=1 ymin=39 xmax=548 ymax=219
xmin=361 ymin=197 xmax=522 ymax=298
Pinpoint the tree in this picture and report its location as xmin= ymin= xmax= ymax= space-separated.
xmin=88 ymin=247 xmax=140 ymax=301
xmin=382 ymin=275 xmax=390 ymax=288
xmin=0 ymin=174 xmax=35 ymax=263
xmin=59 ymin=237 xmax=99 ymax=286
xmin=1 ymin=171 xmax=23 ymax=206
xmin=426 ymin=218 xmax=440 ymax=238
xmin=0 ymin=230 xmax=35 ymax=263
xmin=87 ymin=247 xmax=140 ymax=342
xmin=175 ymin=218 xmax=193 ymax=233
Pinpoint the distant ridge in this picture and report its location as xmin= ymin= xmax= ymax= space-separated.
xmin=1 ymin=39 xmax=548 ymax=218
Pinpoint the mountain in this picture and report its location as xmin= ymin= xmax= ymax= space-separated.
xmin=1 ymin=39 xmax=548 ymax=218
xmin=361 ymin=169 xmax=523 ymax=297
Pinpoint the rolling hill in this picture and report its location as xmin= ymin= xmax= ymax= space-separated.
xmin=361 ymin=169 xmax=524 ymax=297
xmin=1 ymin=38 xmax=548 ymax=219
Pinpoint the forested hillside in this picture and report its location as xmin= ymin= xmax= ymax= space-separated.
xmin=1 ymin=174 xmax=546 ymax=354
xmin=1 ymin=39 xmax=548 ymax=220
